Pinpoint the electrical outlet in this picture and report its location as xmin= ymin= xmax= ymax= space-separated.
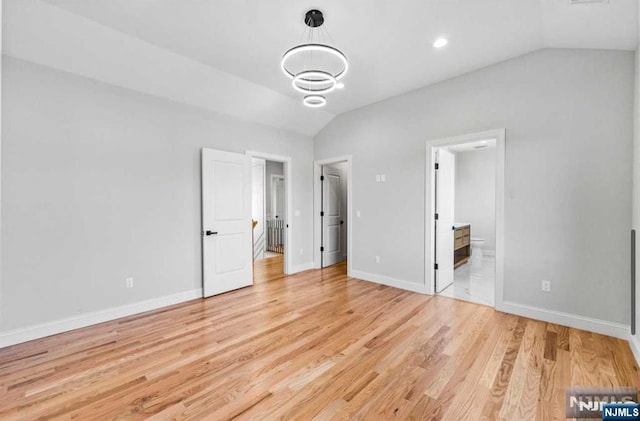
xmin=375 ymin=256 xmax=380 ymax=264
xmin=126 ymin=277 xmax=134 ymax=289
xmin=299 ymin=248 xmax=304 ymax=255
xmin=541 ymin=280 xmax=551 ymax=293
xmin=357 ymin=210 xmax=361 ymax=218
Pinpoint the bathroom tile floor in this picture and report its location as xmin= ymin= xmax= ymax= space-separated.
xmin=439 ymin=256 xmax=495 ymax=306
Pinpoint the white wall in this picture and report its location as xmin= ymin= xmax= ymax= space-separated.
xmin=454 ymin=148 xmax=496 ymax=253
xmin=632 ymin=7 xmax=640 ymax=349
xmin=0 ymin=0 xmax=3 ymax=317
xmin=0 ymin=57 xmax=314 ymax=333
xmin=265 ymin=161 xmax=283 ymax=220
xmin=315 ymin=49 xmax=634 ymax=326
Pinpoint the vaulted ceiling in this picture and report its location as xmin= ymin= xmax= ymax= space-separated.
xmin=5 ymin=0 xmax=639 ymax=136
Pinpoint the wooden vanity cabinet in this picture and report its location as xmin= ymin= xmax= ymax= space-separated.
xmin=454 ymin=225 xmax=471 ymax=268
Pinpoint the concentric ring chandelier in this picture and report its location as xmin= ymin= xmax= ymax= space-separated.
xmin=281 ymin=9 xmax=348 ymax=108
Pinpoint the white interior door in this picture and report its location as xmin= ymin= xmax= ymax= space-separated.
xmin=251 ymin=158 xmax=265 ymax=258
xmin=202 ymin=148 xmax=253 ymax=297
xmin=272 ymin=176 xmax=285 ymax=219
xmin=322 ymin=165 xmax=345 ymax=267
xmin=435 ymin=148 xmax=455 ymax=293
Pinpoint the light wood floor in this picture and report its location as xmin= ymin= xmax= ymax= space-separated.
xmin=0 ymin=256 xmax=638 ymax=420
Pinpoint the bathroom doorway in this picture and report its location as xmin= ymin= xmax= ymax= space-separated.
xmin=426 ymin=130 xmax=505 ymax=308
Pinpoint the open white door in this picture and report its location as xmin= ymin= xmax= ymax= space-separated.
xmin=322 ymin=165 xmax=345 ymax=267
xmin=435 ymin=148 xmax=455 ymax=293
xmin=202 ymin=148 xmax=253 ymax=297
xmin=251 ymin=158 xmax=266 ymax=259
xmin=272 ymin=176 xmax=285 ymax=219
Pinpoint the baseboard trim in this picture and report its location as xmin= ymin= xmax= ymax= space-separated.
xmin=0 ymin=289 xmax=203 ymax=348
xmin=499 ymin=300 xmax=629 ymax=339
xmin=289 ymin=262 xmax=314 ymax=274
xmin=629 ymin=333 xmax=640 ymax=366
xmin=350 ymin=269 xmax=430 ymax=295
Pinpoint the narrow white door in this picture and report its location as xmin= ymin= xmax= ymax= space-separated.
xmin=202 ymin=148 xmax=253 ymax=297
xmin=272 ymin=176 xmax=285 ymax=219
xmin=435 ymin=148 xmax=455 ymax=293
xmin=251 ymin=158 xmax=266 ymax=259
xmin=322 ymin=166 xmax=345 ymax=267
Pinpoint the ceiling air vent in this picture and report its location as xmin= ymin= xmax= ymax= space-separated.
xmin=569 ymin=0 xmax=609 ymax=4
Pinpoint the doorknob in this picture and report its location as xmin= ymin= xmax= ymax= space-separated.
xmin=340 ymin=221 xmax=344 ymax=225
xmin=205 ymin=230 xmax=218 ymax=236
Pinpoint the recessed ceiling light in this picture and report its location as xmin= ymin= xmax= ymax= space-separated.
xmin=433 ymin=37 xmax=448 ymax=49
xmin=336 ymin=83 xmax=345 ymax=89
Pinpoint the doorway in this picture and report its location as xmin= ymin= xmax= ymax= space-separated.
xmin=314 ymin=156 xmax=352 ymax=274
xmin=201 ymin=148 xmax=293 ymax=297
xmin=426 ymin=129 xmax=505 ymax=308
xmin=246 ymin=151 xmax=292 ymax=279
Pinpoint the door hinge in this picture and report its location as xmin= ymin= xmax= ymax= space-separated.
xmin=434 ymin=263 xmax=439 ymax=270
xmin=434 ymin=163 xmax=439 ymax=170
xmin=320 ymin=211 xmax=325 ymax=217
xmin=320 ymin=175 xmax=325 ymax=181
xmin=434 ymin=213 xmax=439 ymax=220
xmin=320 ymin=246 xmax=325 ymax=252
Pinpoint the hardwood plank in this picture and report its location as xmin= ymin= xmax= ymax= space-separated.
xmin=0 ymin=256 xmax=638 ymax=420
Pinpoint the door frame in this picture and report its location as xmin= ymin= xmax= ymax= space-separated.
xmin=313 ymin=155 xmax=353 ymax=276
xmin=245 ymin=150 xmax=293 ymax=275
xmin=425 ymin=129 xmax=506 ymax=310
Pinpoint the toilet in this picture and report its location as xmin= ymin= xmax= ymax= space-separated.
xmin=471 ymin=238 xmax=485 ymax=263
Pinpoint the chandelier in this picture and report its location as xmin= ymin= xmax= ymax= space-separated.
xmin=281 ymin=10 xmax=348 ymax=108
